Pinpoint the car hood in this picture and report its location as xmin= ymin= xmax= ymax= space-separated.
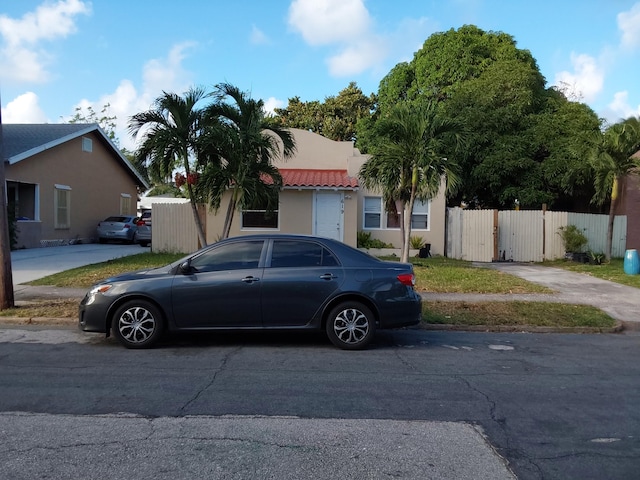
xmin=100 ymin=264 xmax=175 ymax=284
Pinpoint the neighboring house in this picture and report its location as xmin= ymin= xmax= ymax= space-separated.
xmin=200 ymin=128 xmax=448 ymax=254
xmin=616 ymin=150 xmax=640 ymax=251
xmin=3 ymin=124 xmax=148 ymax=249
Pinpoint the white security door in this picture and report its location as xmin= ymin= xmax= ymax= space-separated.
xmin=314 ymin=192 xmax=343 ymax=241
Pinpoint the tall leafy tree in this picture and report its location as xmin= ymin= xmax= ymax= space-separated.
xmin=128 ymin=87 xmax=210 ymax=247
xmin=199 ymin=83 xmax=296 ymax=239
xmin=273 ymin=82 xmax=375 ymax=142
xmin=359 ymin=102 xmax=463 ymax=262
xmin=371 ymin=25 xmax=602 ymax=210
xmin=590 ymin=116 xmax=640 ymax=260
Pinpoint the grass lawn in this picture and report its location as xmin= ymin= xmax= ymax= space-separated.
xmin=1 ymin=252 xmax=626 ymax=330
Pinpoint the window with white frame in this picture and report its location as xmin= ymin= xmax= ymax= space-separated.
xmin=363 ymin=197 xmax=382 ymax=229
xmin=54 ymin=184 xmax=71 ymax=229
xmin=411 ymin=199 xmax=430 ymax=229
xmin=120 ymin=194 xmax=131 ymax=215
xmin=363 ymin=196 xmax=430 ymax=230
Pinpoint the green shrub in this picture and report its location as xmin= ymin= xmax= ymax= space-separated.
xmin=557 ymin=225 xmax=588 ymax=253
xmin=357 ymin=231 xmax=394 ymax=249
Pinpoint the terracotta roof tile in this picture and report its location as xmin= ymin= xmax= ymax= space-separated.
xmin=280 ymin=169 xmax=359 ymax=189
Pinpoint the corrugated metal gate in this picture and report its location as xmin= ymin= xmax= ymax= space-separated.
xmin=447 ymin=207 xmax=627 ymax=262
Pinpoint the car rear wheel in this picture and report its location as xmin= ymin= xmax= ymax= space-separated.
xmin=325 ymin=301 xmax=376 ymax=350
xmin=111 ymin=300 xmax=163 ymax=349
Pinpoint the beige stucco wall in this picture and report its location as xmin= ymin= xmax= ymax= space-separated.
xmin=6 ymin=132 xmax=140 ymax=248
xmin=205 ymin=188 xmax=358 ymax=247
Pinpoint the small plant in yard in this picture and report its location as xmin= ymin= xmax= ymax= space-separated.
xmin=410 ymin=236 xmax=424 ymax=249
xmin=588 ymin=251 xmax=606 ymax=265
xmin=557 ymin=225 xmax=588 ymax=254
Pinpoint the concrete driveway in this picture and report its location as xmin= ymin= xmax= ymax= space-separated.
xmin=9 ymin=243 xmax=146 ymax=285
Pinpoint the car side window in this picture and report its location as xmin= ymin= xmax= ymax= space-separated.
xmin=189 ymin=241 xmax=264 ymax=272
xmin=270 ymin=240 xmax=339 ymax=268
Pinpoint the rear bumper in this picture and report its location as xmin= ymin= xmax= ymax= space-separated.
xmin=378 ymin=291 xmax=422 ymax=329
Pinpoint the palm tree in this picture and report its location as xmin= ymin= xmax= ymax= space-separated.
xmin=128 ymin=87 xmax=211 ymax=247
xmin=591 ymin=116 xmax=640 ymax=261
xmin=198 ymin=83 xmax=296 ymax=239
xmin=359 ymin=102 xmax=464 ymax=262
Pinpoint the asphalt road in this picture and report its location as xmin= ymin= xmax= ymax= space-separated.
xmin=1 ymin=327 xmax=639 ymax=479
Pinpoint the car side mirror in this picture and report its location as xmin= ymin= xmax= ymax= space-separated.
xmin=179 ymin=260 xmax=193 ymax=275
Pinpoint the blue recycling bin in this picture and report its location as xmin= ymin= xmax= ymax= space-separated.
xmin=623 ymin=249 xmax=640 ymax=275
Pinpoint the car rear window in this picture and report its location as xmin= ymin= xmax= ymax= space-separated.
xmin=104 ymin=216 xmax=130 ymax=222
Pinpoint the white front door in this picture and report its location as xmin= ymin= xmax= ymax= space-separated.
xmin=314 ymin=192 xmax=343 ymax=241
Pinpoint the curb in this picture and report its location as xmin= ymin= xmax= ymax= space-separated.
xmin=0 ymin=317 xmax=76 ymax=326
xmin=418 ymin=321 xmax=625 ymax=334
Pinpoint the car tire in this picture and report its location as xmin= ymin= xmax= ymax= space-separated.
xmin=111 ymin=300 xmax=164 ymax=349
xmin=139 ymin=241 xmax=149 ymax=247
xmin=325 ymin=301 xmax=376 ymax=350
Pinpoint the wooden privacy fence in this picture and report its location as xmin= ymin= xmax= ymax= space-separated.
xmin=446 ymin=207 xmax=627 ymax=262
xmin=152 ymin=202 xmax=201 ymax=254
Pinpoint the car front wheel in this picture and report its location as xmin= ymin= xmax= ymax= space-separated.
xmin=111 ymin=300 xmax=163 ymax=349
xmin=325 ymin=301 xmax=376 ymax=350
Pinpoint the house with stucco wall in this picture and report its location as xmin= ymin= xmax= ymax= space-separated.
xmin=2 ymin=123 xmax=148 ymax=249
xmin=200 ymin=128 xmax=448 ymax=255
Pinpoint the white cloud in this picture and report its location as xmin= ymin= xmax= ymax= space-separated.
xmin=263 ymin=97 xmax=285 ymax=115
xmin=250 ymin=25 xmax=270 ymax=45
xmin=2 ymin=92 xmax=48 ymax=123
xmin=618 ymin=3 xmax=640 ymax=49
xmin=327 ymin=37 xmax=388 ymax=77
xmin=288 ymin=0 xmax=371 ymax=45
xmin=287 ymin=0 xmax=388 ymax=77
xmin=68 ymin=43 xmax=197 ymax=150
xmin=553 ymin=53 xmax=604 ymax=102
xmin=142 ymin=42 xmax=195 ymax=100
xmin=606 ymin=91 xmax=640 ymax=122
xmin=0 ymin=0 xmax=90 ymax=83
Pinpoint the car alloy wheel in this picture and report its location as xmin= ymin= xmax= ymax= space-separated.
xmin=112 ymin=300 xmax=163 ymax=349
xmin=326 ymin=301 xmax=375 ymax=350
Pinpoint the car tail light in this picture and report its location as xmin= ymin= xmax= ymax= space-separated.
xmin=124 ymin=224 xmax=131 ymax=229
xmin=397 ymin=273 xmax=415 ymax=287
xmin=137 ymin=220 xmax=145 ymax=226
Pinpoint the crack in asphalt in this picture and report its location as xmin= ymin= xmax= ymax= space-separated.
xmin=177 ymin=346 xmax=243 ymax=414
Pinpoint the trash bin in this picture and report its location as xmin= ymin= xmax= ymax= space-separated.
xmin=623 ymin=249 xmax=640 ymax=275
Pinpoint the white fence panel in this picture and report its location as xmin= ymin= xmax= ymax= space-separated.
xmin=447 ymin=208 xmax=627 ymax=262
xmin=461 ymin=209 xmax=495 ymax=262
xmin=544 ymin=211 xmax=569 ymax=260
xmin=498 ymin=210 xmax=544 ymax=262
xmin=153 ymin=202 xmax=200 ymax=254
xmin=446 ymin=207 xmax=463 ymax=259
xmin=569 ymin=213 xmax=627 ymax=257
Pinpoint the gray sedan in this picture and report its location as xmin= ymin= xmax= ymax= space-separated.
xmin=79 ymin=234 xmax=422 ymax=350
xmin=97 ymin=215 xmax=138 ymax=244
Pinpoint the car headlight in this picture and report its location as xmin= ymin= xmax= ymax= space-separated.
xmin=86 ymin=284 xmax=113 ymax=305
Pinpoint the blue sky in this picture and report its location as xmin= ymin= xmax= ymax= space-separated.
xmin=1 ymin=0 xmax=639 ymax=150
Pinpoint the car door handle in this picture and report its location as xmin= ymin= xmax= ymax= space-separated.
xmin=241 ymin=276 xmax=260 ymax=284
xmin=319 ymin=273 xmax=337 ymax=280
